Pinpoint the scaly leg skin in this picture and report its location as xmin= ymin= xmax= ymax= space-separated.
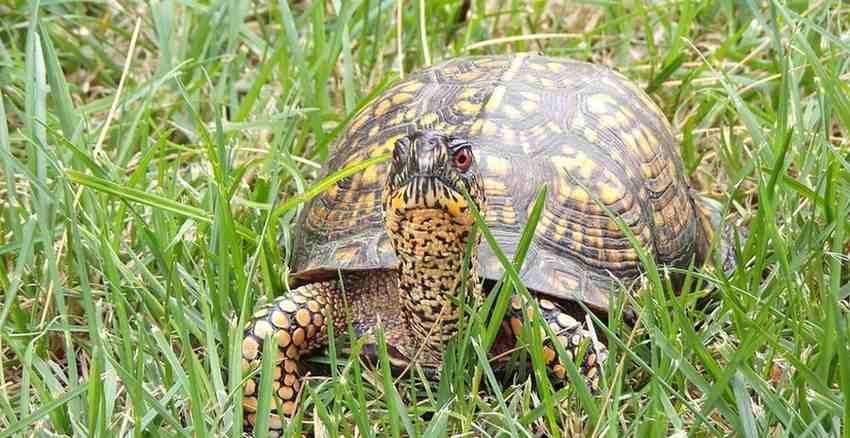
xmin=504 ymin=295 xmax=608 ymax=391
xmin=241 ymin=270 xmax=407 ymax=436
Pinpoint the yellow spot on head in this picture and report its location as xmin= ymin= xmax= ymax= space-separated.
xmin=391 ymin=194 xmax=405 ymax=211
xmin=539 ymin=212 xmax=553 ymax=229
xmin=444 ymin=196 xmax=469 ymax=219
xmin=640 ymin=164 xmax=660 ymax=178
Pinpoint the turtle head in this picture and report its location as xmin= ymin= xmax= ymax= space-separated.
xmin=382 ymin=130 xmax=485 ymax=230
xmin=382 ymin=130 xmax=486 ymax=361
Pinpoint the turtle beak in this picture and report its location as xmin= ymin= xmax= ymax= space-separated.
xmin=409 ymin=132 xmax=442 ymax=176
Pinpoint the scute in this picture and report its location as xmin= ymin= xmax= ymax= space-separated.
xmin=290 ymin=54 xmax=709 ymax=310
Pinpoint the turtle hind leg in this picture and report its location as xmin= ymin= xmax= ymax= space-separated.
xmin=504 ymin=294 xmax=608 ymax=392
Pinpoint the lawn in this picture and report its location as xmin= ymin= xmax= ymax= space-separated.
xmin=1 ymin=0 xmax=849 ymax=436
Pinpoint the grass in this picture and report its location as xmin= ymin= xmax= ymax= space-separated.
xmin=1 ymin=0 xmax=849 ymax=436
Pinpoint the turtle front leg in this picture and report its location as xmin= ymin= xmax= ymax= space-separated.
xmin=241 ymin=270 xmax=407 ymax=435
xmin=241 ymin=281 xmax=345 ymax=435
xmin=504 ymin=295 xmax=607 ymax=391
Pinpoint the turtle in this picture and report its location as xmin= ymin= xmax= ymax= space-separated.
xmin=241 ymin=53 xmax=725 ymax=434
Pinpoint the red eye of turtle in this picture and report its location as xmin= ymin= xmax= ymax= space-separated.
xmin=452 ymin=147 xmax=472 ymax=172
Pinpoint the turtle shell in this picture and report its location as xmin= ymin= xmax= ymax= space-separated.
xmin=289 ymin=54 xmax=709 ymax=312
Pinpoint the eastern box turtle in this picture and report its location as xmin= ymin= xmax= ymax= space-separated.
xmin=242 ymin=53 xmax=723 ymax=433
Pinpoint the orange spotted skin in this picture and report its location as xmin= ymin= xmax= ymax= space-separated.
xmin=243 ymin=54 xmax=721 ymax=432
